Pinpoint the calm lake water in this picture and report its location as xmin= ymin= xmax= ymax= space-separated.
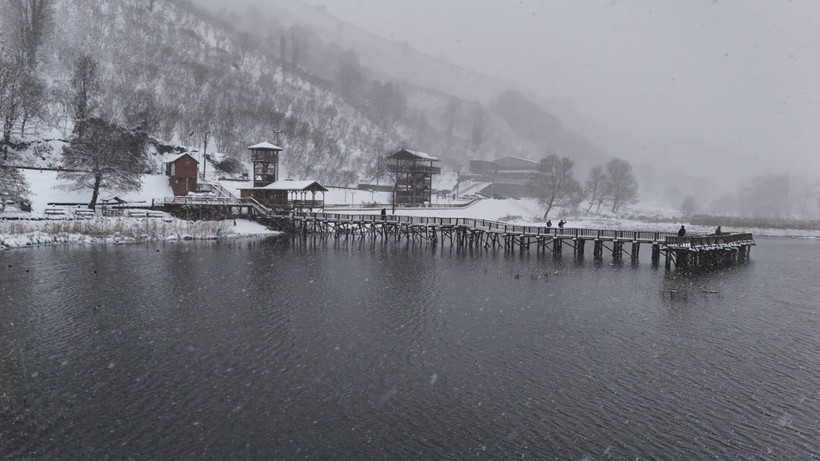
xmin=1 ymin=236 xmax=819 ymax=459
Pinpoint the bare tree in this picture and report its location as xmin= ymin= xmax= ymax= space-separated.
xmin=584 ymin=164 xmax=606 ymax=214
xmin=737 ymin=175 xmax=790 ymax=218
xmin=71 ymin=54 xmax=100 ymax=127
xmin=531 ymin=154 xmax=578 ymax=220
xmin=335 ymin=49 xmax=366 ymax=100
xmin=444 ymin=96 xmax=461 ymax=146
xmin=680 ymin=196 xmax=697 ymax=217
xmin=58 ymin=118 xmax=148 ymax=209
xmin=18 ymin=72 xmax=46 ymax=136
xmin=604 ymin=158 xmax=639 ymax=214
xmin=0 ymin=62 xmax=23 ymax=160
xmin=470 ymin=103 xmax=486 ymax=152
xmin=2 ymin=0 xmax=54 ymax=70
xmin=368 ymin=81 xmax=406 ymax=130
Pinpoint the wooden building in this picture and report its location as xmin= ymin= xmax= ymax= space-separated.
xmin=249 ymin=141 xmax=283 ymax=187
xmin=493 ymin=156 xmax=541 ymax=173
xmin=469 ymin=159 xmax=498 ymax=175
xmin=465 ymin=155 xmax=541 ymax=198
xmin=384 ymin=149 xmax=441 ymax=206
xmin=165 ymin=153 xmax=199 ymax=196
xmin=240 ymin=180 xmax=328 ymax=211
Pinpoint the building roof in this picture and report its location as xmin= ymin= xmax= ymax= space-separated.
xmin=493 ymin=156 xmax=540 ymax=169
xmin=166 ymin=153 xmax=198 ymax=164
xmin=245 ymin=180 xmax=328 ymax=192
xmin=387 ymin=148 xmax=440 ymax=161
xmin=248 ymin=142 xmax=283 ymax=151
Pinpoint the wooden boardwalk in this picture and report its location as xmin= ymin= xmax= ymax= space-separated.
xmin=152 ymin=197 xmax=755 ymax=270
xmin=267 ymin=211 xmax=755 ymax=270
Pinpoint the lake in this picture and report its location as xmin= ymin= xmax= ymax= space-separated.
xmin=1 ymin=236 xmax=819 ymax=459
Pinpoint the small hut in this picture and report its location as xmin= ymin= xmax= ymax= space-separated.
xmin=165 ymin=153 xmax=199 ymax=196
xmin=240 ymin=179 xmax=328 ymax=211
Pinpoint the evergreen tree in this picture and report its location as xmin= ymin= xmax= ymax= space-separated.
xmin=0 ymin=166 xmax=30 ymax=211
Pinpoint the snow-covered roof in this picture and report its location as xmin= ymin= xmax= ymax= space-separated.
xmin=494 ymin=156 xmax=539 ymax=166
xmin=388 ymin=149 xmax=440 ymax=161
xmin=166 ymin=153 xmax=198 ymax=163
xmin=248 ymin=180 xmax=328 ymax=192
xmin=404 ymin=149 xmax=439 ymax=161
xmin=248 ymin=142 xmax=283 ymax=151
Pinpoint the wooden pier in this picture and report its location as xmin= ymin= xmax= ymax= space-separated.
xmin=152 ymin=197 xmax=755 ymax=271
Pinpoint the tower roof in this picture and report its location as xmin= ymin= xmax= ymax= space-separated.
xmin=248 ymin=142 xmax=283 ymax=151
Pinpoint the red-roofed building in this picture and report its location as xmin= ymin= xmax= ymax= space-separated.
xmin=165 ymin=153 xmax=199 ymax=196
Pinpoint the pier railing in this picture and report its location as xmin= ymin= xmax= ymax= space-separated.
xmin=289 ymin=211 xmax=683 ymax=243
xmin=664 ymin=233 xmax=755 ymax=248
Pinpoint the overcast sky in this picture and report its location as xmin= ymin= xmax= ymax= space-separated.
xmin=303 ymin=0 xmax=820 ymax=184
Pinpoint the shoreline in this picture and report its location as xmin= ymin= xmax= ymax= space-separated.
xmin=0 ymin=216 xmax=280 ymax=251
xmin=2 ymin=214 xmax=818 ymax=252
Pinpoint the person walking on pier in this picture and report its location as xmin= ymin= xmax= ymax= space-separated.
xmin=678 ymin=225 xmax=686 ymax=237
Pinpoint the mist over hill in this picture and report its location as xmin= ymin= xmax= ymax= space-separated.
xmin=2 ymin=0 xmax=607 ymax=184
xmin=3 ymin=0 xmax=818 ymax=219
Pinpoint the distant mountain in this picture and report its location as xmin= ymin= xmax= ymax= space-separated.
xmin=196 ymin=0 xmax=515 ymax=104
xmin=4 ymin=0 xmax=607 ymax=187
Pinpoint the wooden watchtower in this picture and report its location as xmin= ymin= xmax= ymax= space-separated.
xmin=385 ymin=149 xmax=441 ymax=206
xmin=248 ymin=142 xmax=283 ymax=188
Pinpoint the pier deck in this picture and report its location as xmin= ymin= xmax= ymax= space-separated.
xmin=153 ymin=197 xmax=755 ymax=270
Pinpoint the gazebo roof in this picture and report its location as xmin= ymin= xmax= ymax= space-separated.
xmin=244 ymin=180 xmax=328 ymax=192
xmin=248 ymin=142 xmax=283 ymax=151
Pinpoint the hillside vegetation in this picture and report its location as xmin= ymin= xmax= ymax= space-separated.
xmin=1 ymin=0 xmax=606 ymax=186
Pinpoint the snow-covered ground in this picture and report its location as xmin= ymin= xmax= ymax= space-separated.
xmin=20 ymin=169 xmax=173 ymax=212
xmin=3 ymin=170 xmax=818 ymax=251
xmin=0 ymin=170 xmax=278 ymax=250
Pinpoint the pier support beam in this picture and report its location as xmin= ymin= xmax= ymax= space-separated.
xmin=651 ymin=244 xmax=660 ymax=264
xmin=575 ymin=239 xmax=585 ymax=256
xmin=593 ymin=240 xmax=603 ymax=260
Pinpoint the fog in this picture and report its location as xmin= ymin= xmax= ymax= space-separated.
xmin=299 ymin=1 xmax=818 ymax=188
xmin=196 ymin=0 xmax=820 ymax=206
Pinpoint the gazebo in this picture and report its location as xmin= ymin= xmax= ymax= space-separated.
xmin=239 ymin=179 xmax=328 ymax=211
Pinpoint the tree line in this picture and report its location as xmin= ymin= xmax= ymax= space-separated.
xmin=530 ymin=155 xmax=639 ymax=219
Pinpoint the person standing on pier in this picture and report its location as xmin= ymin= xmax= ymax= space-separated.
xmin=546 ymin=219 xmax=552 ymax=228
xmin=380 ymin=208 xmax=387 ymax=220
xmin=678 ymin=225 xmax=686 ymax=237
xmin=714 ymin=225 xmax=722 ymax=235
xmin=558 ymin=220 xmax=565 ymax=235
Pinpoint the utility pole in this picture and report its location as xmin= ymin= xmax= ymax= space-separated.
xmin=376 ymin=156 xmax=381 ymax=186
xmin=202 ymin=131 xmax=209 ymax=178
xmin=456 ymin=165 xmax=461 ymax=199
